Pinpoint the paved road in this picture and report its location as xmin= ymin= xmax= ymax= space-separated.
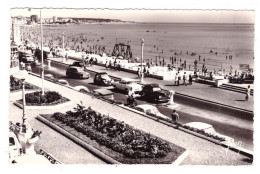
xmin=31 ymin=60 xmax=253 ymax=150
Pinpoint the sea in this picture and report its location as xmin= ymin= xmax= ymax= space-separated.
xmin=23 ymin=22 xmax=255 ymax=74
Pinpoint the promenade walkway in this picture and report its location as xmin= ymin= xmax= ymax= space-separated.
xmin=9 ymin=74 xmax=251 ymax=165
xmin=48 ymin=57 xmax=254 ymax=112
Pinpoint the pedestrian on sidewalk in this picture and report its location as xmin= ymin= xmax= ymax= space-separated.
xmin=171 ymin=110 xmax=180 ymax=125
xmin=143 ymin=66 xmax=147 ymax=78
xmin=183 ymin=72 xmax=187 ymax=86
xmin=114 ymin=60 xmax=117 ymax=71
xmin=137 ymin=68 xmax=141 ymax=79
xmin=174 ymin=73 xmax=178 ymax=86
xmin=245 ymin=85 xmax=251 ymax=101
xmin=109 ymin=60 xmax=112 ymax=69
xmin=189 ymin=73 xmax=192 ymax=85
xmin=177 ymin=73 xmax=181 ymax=86
xmin=105 ymin=60 xmax=108 ymax=69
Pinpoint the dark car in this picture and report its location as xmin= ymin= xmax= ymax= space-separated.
xmin=21 ymin=54 xmax=35 ymax=63
xmin=66 ymin=66 xmax=90 ymax=79
xmin=69 ymin=61 xmax=84 ymax=67
xmin=93 ymin=72 xmax=113 ymax=86
xmin=139 ymin=83 xmax=170 ymax=103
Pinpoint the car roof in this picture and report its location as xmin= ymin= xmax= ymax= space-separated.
xmin=184 ymin=122 xmax=213 ymax=130
xmin=145 ymin=83 xmax=159 ymax=87
xmin=69 ymin=66 xmax=81 ymax=70
xmin=94 ymin=89 xmax=114 ymax=95
xmin=121 ymin=78 xmax=138 ymax=82
xmin=96 ymin=72 xmax=108 ymax=75
xmin=135 ymin=104 xmax=156 ymax=110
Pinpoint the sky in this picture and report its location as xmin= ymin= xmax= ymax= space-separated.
xmin=10 ymin=8 xmax=255 ymax=23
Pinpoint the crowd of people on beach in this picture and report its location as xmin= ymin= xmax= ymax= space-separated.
xmin=20 ymin=24 xmax=254 ymax=86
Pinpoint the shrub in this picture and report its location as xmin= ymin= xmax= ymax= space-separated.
xmin=25 ymin=91 xmax=62 ymax=104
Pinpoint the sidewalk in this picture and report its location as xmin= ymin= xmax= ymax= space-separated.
xmin=9 ymin=74 xmax=251 ymax=165
xmin=48 ymin=57 xmax=254 ymax=112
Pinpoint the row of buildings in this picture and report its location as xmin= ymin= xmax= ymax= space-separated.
xmin=11 ymin=15 xmax=74 ymax=25
xmin=11 ymin=15 xmax=125 ymax=25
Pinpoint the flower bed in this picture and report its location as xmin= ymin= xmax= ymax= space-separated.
xmin=41 ymin=103 xmax=186 ymax=164
xmin=10 ymin=76 xmax=39 ymax=92
xmin=17 ymin=91 xmax=70 ymax=106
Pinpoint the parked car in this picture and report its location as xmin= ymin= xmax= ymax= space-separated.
xmin=112 ymin=78 xmax=142 ymax=96
xmin=134 ymin=104 xmax=170 ymax=120
xmin=21 ymin=54 xmax=34 ymax=63
xmin=94 ymin=72 xmax=113 ymax=86
xmin=93 ymin=89 xmax=114 ymax=100
xmin=9 ymin=131 xmax=22 ymax=159
xmin=139 ymin=83 xmax=170 ymax=103
xmin=184 ymin=122 xmax=234 ymax=142
xmin=66 ymin=66 xmax=90 ymax=79
xmin=69 ymin=61 xmax=84 ymax=68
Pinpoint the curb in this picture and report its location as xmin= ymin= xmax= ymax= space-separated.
xmin=172 ymin=150 xmax=189 ymax=165
xmin=36 ymin=115 xmax=120 ymax=164
xmin=13 ymin=100 xmax=73 ymax=110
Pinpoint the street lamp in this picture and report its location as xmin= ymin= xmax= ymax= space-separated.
xmin=13 ymin=70 xmax=29 ymax=129
xmin=140 ymin=39 xmax=144 ymax=83
xmin=62 ymin=33 xmax=65 ymax=62
xmin=40 ymin=9 xmax=45 ymax=95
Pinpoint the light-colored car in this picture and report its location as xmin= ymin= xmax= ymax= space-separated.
xmin=184 ymin=122 xmax=234 ymax=142
xmin=134 ymin=104 xmax=170 ymax=120
xmin=9 ymin=131 xmax=22 ymax=159
xmin=93 ymin=89 xmax=114 ymax=100
xmin=112 ymin=78 xmax=142 ymax=96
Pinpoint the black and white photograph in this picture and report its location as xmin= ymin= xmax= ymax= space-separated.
xmin=3 ymin=0 xmax=259 ymax=170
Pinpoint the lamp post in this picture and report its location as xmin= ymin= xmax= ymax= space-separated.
xmin=62 ymin=32 xmax=65 ymax=62
xmin=40 ymin=9 xmax=45 ymax=95
xmin=13 ymin=70 xmax=29 ymax=128
xmin=141 ymin=39 xmax=144 ymax=83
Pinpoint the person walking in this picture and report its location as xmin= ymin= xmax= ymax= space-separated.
xmin=245 ymin=85 xmax=251 ymax=101
xmin=171 ymin=109 xmax=180 ymax=126
xmin=143 ymin=66 xmax=147 ymax=78
xmin=105 ymin=60 xmax=108 ymax=69
xmin=177 ymin=73 xmax=181 ymax=86
xmin=109 ymin=60 xmax=112 ymax=69
xmin=183 ymin=72 xmax=187 ymax=86
xmin=189 ymin=73 xmax=192 ymax=85
xmin=174 ymin=73 xmax=178 ymax=86
xmin=137 ymin=68 xmax=141 ymax=79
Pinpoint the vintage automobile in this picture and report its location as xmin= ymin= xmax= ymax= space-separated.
xmin=112 ymin=78 xmax=142 ymax=96
xmin=69 ymin=61 xmax=84 ymax=68
xmin=184 ymin=122 xmax=234 ymax=142
xmin=21 ymin=54 xmax=34 ymax=63
xmin=93 ymin=72 xmax=113 ymax=86
xmin=9 ymin=131 xmax=22 ymax=159
xmin=93 ymin=88 xmax=114 ymax=100
xmin=139 ymin=83 xmax=170 ymax=103
xmin=134 ymin=104 xmax=170 ymax=120
xmin=66 ymin=66 xmax=90 ymax=79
